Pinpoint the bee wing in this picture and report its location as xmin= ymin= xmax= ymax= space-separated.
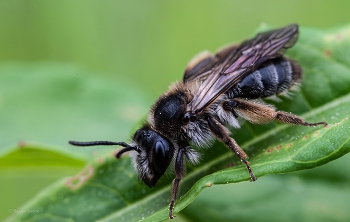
xmin=187 ymin=24 xmax=299 ymax=115
xmin=183 ymin=45 xmax=239 ymax=83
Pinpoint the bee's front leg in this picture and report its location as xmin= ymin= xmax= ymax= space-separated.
xmin=169 ymin=146 xmax=185 ymax=219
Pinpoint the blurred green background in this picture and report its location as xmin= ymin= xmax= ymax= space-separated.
xmin=1 ymin=0 xmax=349 ymax=221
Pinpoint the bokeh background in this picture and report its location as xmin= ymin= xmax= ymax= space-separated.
xmin=1 ymin=1 xmax=349 ymax=221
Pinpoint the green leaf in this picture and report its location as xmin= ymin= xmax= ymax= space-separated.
xmin=0 ymin=144 xmax=86 ymax=168
xmin=8 ymin=24 xmax=350 ymax=222
xmin=181 ymin=155 xmax=350 ymax=222
xmin=0 ymin=144 xmax=86 ymax=221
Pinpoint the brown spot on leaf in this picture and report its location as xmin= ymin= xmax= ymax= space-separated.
xmin=313 ymin=131 xmax=319 ymax=136
xmin=276 ymin=145 xmax=282 ymax=150
xmin=287 ymin=143 xmax=293 ymax=148
xmin=227 ymin=162 xmax=235 ymax=168
xmin=267 ymin=147 xmax=274 ymax=153
xmin=303 ymin=135 xmax=309 ymax=140
xmin=98 ymin=157 xmax=104 ymax=164
xmin=324 ymin=50 xmax=331 ymax=57
xmin=336 ymin=34 xmax=343 ymax=40
xmin=18 ymin=141 xmax=26 ymax=148
xmin=66 ymin=165 xmax=94 ymax=190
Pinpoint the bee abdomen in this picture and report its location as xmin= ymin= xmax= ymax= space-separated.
xmin=229 ymin=57 xmax=302 ymax=99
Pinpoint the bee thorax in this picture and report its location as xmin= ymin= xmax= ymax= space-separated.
xmin=152 ymin=91 xmax=188 ymax=139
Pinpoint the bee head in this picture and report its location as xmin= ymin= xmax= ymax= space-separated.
xmin=128 ymin=126 xmax=175 ymax=187
xmin=69 ymin=126 xmax=175 ymax=187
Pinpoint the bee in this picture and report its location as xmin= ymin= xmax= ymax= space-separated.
xmin=69 ymin=24 xmax=327 ymax=219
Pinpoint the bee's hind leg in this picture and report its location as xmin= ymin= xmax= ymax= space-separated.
xmin=224 ymin=98 xmax=327 ymax=127
xmin=275 ymin=111 xmax=327 ymax=127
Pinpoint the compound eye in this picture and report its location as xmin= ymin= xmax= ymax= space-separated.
xmin=153 ymin=140 xmax=168 ymax=172
xmin=133 ymin=127 xmax=175 ymax=187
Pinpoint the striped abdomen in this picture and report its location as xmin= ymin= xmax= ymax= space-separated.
xmin=228 ymin=57 xmax=302 ymax=99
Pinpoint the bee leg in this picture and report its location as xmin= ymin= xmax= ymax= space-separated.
xmin=227 ymin=98 xmax=327 ymax=127
xmin=275 ymin=111 xmax=328 ymax=127
xmin=169 ymin=146 xmax=187 ymax=219
xmin=206 ymin=116 xmax=257 ymax=182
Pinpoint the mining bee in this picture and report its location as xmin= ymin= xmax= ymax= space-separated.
xmin=69 ymin=24 xmax=327 ymax=219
